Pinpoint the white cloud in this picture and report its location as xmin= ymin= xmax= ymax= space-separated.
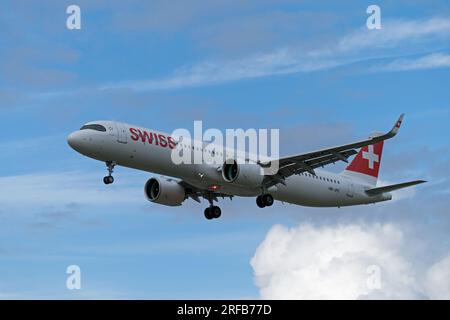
xmin=374 ymin=53 xmax=450 ymax=72
xmin=423 ymin=255 xmax=450 ymax=299
xmin=101 ymin=17 xmax=450 ymax=91
xmin=336 ymin=17 xmax=450 ymax=53
xmin=251 ymin=223 xmax=450 ymax=299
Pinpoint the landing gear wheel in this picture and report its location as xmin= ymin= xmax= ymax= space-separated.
xmin=262 ymin=194 xmax=274 ymax=207
xmin=204 ymin=191 xmax=222 ymax=220
xmin=204 ymin=206 xmax=221 ymax=220
xmin=211 ymin=206 xmax=221 ymax=219
xmin=256 ymin=195 xmax=266 ymax=208
xmin=104 ymin=161 xmax=116 ymax=185
xmin=257 ymin=194 xmax=274 ymax=208
xmin=103 ymin=176 xmax=114 ymax=184
xmin=204 ymin=207 xmax=214 ymax=220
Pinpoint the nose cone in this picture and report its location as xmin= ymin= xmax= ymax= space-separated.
xmin=67 ymin=131 xmax=83 ymax=151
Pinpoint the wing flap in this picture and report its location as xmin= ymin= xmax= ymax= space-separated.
xmin=277 ymin=149 xmax=357 ymax=177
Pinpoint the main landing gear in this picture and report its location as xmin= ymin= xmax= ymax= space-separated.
xmin=103 ymin=161 xmax=116 ymax=185
xmin=204 ymin=193 xmax=222 ymax=220
xmin=256 ymin=194 xmax=274 ymax=208
xmin=204 ymin=205 xmax=222 ymax=220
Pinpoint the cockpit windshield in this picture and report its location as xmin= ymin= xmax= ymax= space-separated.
xmin=80 ymin=124 xmax=107 ymax=132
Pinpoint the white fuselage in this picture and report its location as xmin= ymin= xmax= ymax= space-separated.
xmin=67 ymin=121 xmax=391 ymax=207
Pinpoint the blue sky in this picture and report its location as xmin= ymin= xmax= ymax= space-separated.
xmin=1 ymin=0 xmax=450 ymax=299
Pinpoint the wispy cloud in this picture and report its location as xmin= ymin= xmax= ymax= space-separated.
xmin=101 ymin=48 xmax=340 ymax=91
xmin=373 ymin=53 xmax=450 ymax=72
xmin=336 ymin=17 xmax=450 ymax=53
xmin=0 ymin=171 xmax=144 ymax=210
xmin=100 ymin=17 xmax=450 ymax=92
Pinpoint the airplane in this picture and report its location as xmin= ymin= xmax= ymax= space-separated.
xmin=67 ymin=114 xmax=426 ymax=220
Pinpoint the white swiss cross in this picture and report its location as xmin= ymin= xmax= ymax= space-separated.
xmin=362 ymin=145 xmax=379 ymax=169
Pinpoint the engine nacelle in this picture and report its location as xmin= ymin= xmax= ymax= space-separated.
xmin=144 ymin=177 xmax=185 ymax=206
xmin=222 ymin=159 xmax=264 ymax=188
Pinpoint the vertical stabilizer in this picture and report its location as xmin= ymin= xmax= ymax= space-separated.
xmin=341 ymin=137 xmax=384 ymax=186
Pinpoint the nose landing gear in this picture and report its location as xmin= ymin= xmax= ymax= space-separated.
xmin=256 ymin=194 xmax=274 ymax=208
xmin=103 ymin=161 xmax=116 ymax=185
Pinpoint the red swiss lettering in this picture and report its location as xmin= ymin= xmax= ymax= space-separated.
xmin=159 ymin=134 xmax=167 ymax=147
xmin=168 ymin=136 xmax=176 ymax=149
xmin=129 ymin=128 xmax=139 ymax=141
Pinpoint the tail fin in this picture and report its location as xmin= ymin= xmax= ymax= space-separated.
xmin=341 ymin=136 xmax=384 ymax=186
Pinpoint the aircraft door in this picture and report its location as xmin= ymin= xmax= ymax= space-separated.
xmin=345 ymin=178 xmax=354 ymax=198
xmin=115 ymin=122 xmax=128 ymax=144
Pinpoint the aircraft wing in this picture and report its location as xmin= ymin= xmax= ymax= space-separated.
xmin=263 ymin=114 xmax=405 ymax=186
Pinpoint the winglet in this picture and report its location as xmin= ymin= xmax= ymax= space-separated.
xmin=387 ymin=113 xmax=405 ymax=138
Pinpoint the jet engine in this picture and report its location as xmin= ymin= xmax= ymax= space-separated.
xmin=144 ymin=177 xmax=186 ymax=206
xmin=222 ymin=159 xmax=265 ymax=188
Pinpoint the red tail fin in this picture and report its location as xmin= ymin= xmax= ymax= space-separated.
xmin=341 ymin=141 xmax=384 ymax=186
xmin=346 ymin=141 xmax=384 ymax=177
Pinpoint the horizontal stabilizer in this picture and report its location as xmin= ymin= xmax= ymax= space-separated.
xmin=365 ymin=180 xmax=426 ymax=196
